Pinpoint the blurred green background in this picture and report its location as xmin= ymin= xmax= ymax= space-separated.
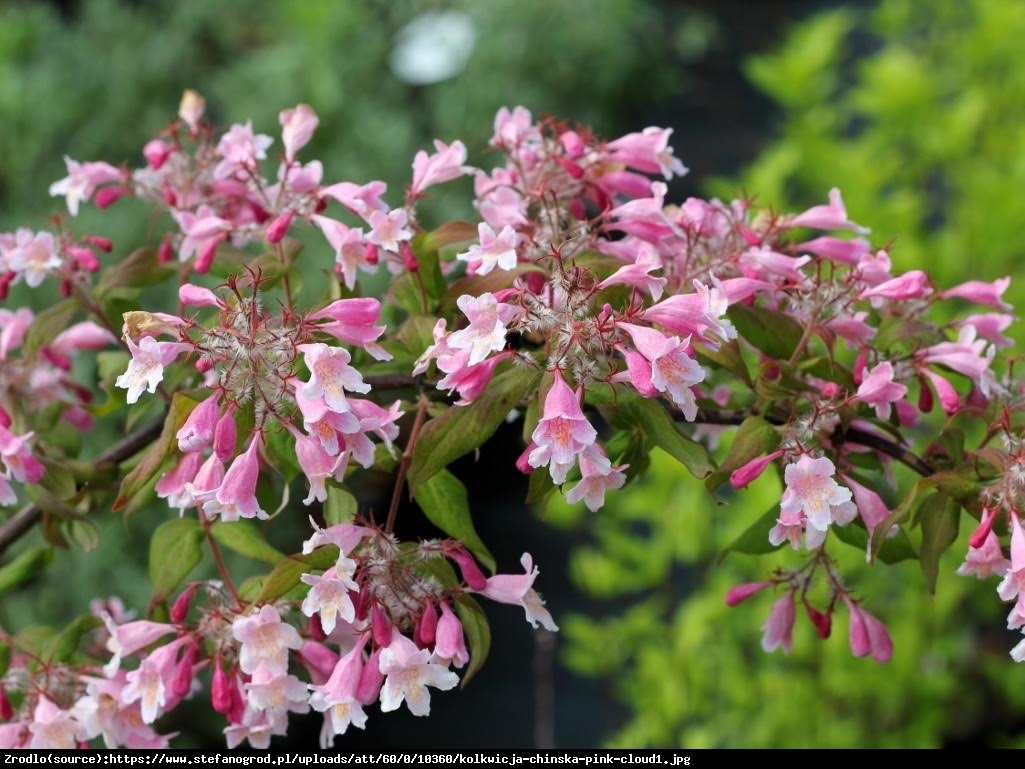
xmin=2 ymin=0 xmax=1025 ymax=749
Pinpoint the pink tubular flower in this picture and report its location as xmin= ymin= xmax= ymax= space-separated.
xmin=115 ymin=337 xmax=190 ymax=404
xmin=725 ymin=581 xmax=774 ymax=607
xmin=479 ymin=553 xmax=559 ymax=631
xmin=0 ymin=427 xmax=45 ymax=484
xmin=957 ymin=531 xmax=1011 ymax=579
xmin=643 ymin=280 xmax=735 ymax=348
xmin=941 ymin=276 xmax=1012 ymax=311
xmin=606 ymin=126 xmax=688 ymax=179
xmin=311 ymin=215 xmax=374 ymax=291
xmin=215 ymin=121 xmax=273 ymax=179
xmin=845 ymin=599 xmax=893 ymax=663
xmin=781 ymin=455 xmax=857 ymax=534
xmin=618 ymin=323 xmax=705 ymax=419
xmin=50 ymin=321 xmax=116 ymax=356
xmin=309 ymin=636 xmax=369 ymax=747
xmin=300 ymin=561 xmax=358 ymax=634
xmin=411 ymin=139 xmax=471 ymax=195
xmin=853 ymin=361 xmax=907 ymax=419
xmin=789 ymin=188 xmax=867 ymax=233
xmin=28 ymin=696 xmax=86 ymax=749
xmin=101 ymin=613 xmax=177 ymax=677
xmin=528 ymin=371 xmax=597 ymax=474
xmin=564 ymin=445 xmax=627 ymax=512
xmin=438 ymin=351 xmax=511 ymax=405
xmin=175 ymin=209 xmax=232 ymax=266
xmin=797 ymin=236 xmax=870 ymax=263
xmin=729 ymin=450 xmax=782 ymax=490
xmin=434 ymin=602 xmax=469 ymax=668
xmin=859 ymin=270 xmax=930 ymax=301
xmin=6 ymin=231 xmax=60 ymax=288
xmin=203 ymin=434 xmax=267 ymax=521
xmin=232 ymin=605 xmax=303 ymax=677
xmin=48 ymin=156 xmax=122 ymax=216
xmin=842 ymin=475 xmax=892 ymax=538
xmin=365 ymin=209 xmax=413 ymax=254
xmin=121 ymin=636 xmax=190 ymax=724
xmin=308 ymin=297 xmax=388 ymax=356
xmin=290 ymin=427 xmax=347 ymax=505
xmin=279 ymin=104 xmax=319 ymax=162
xmin=378 ymin=635 xmax=459 ymax=717
xmin=175 ymin=395 xmax=220 ymax=453
xmin=179 ymin=283 xmax=226 ymax=310
xmin=761 ymin=592 xmax=796 ymax=654
xmin=997 ymin=514 xmax=1025 ymax=604
xmin=457 ymin=223 xmax=520 ymax=276
xmin=447 ymin=293 xmax=518 ymax=366
xmin=298 ymin=343 xmax=371 ymax=416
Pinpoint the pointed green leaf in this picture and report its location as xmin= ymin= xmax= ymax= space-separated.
xmin=256 ymin=547 xmax=340 ymax=603
xmin=324 ymin=486 xmax=358 ymax=526
xmin=413 ymin=469 xmax=495 ymax=572
xmin=705 ymin=416 xmax=780 ymax=493
xmin=919 ymin=494 xmax=960 ymax=594
xmin=603 ymin=396 xmax=714 ymax=479
xmin=453 ymin=593 xmax=491 ymax=687
xmin=409 ymin=366 xmax=541 ymax=491
xmin=96 ymin=248 xmax=174 ymax=294
xmin=0 ymin=547 xmax=53 ymax=593
xmin=43 ymin=614 xmax=103 ymax=664
xmin=718 ymin=507 xmax=782 ymax=562
xmin=728 ymin=304 xmax=805 ymax=360
xmin=211 ymin=520 xmax=284 ymax=565
xmin=23 ymin=300 xmax=78 ymax=358
xmin=831 ymin=521 xmax=917 ymax=564
xmin=149 ymin=518 xmax=204 ymax=602
xmin=869 ymin=476 xmax=936 ymax=560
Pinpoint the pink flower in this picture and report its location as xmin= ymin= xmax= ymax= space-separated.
xmin=920 ymin=368 xmax=962 ymax=414
xmin=859 ymin=270 xmax=930 ymax=301
xmin=48 ymin=156 xmax=122 ymax=216
xmin=564 ymin=445 xmax=627 ymax=512
xmin=606 ymin=126 xmax=688 ymax=179
xmin=491 ymin=106 xmax=535 ymax=148
xmin=175 ymin=209 xmax=232 ymax=266
xmin=997 ymin=515 xmax=1025 ymax=603
xmin=232 ymin=605 xmax=303 ymax=677
xmin=28 ymin=696 xmax=86 ymax=749
xmin=311 ymin=215 xmax=374 ymax=291
xmin=101 ymin=614 xmax=176 ymax=677
xmin=643 ymin=280 xmax=735 ymax=348
xmin=0 ymin=427 xmax=45 ymax=484
xmin=853 ymin=361 xmax=907 ymax=419
xmin=121 ymin=636 xmax=190 ymax=724
xmin=434 ymin=602 xmax=469 ymax=668
xmin=279 ymin=104 xmax=319 ymax=162
xmin=309 ymin=636 xmax=370 ymax=746
xmin=843 ymin=476 xmax=893 ymax=538
xmin=797 ymin=236 xmax=870 ymax=263
xmin=761 ymin=592 xmax=796 ymax=654
xmin=457 ymin=223 xmax=520 ymax=276
xmin=447 ymin=293 xmax=518 ymax=366
xmin=955 ymin=314 xmax=1015 ymax=348
xmin=378 ymin=635 xmax=459 ymax=717
xmin=920 ymin=325 xmax=995 ymax=394
xmin=6 ymin=230 xmax=60 ymax=287
xmin=0 ymin=306 xmax=33 ymax=360
xmin=203 ymin=434 xmax=267 ymax=521
xmin=739 ymin=247 xmax=811 ymax=283
xmin=845 ymin=599 xmax=893 ymax=663
xmin=175 ymin=395 xmax=221 ymax=453
xmin=365 ymin=209 xmax=413 ymax=253
xmin=957 ymin=531 xmax=1011 ymax=579
xmin=479 ymin=553 xmax=559 ymax=631
xmin=244 ymin=665 xmax=310 ymax=718
xmin=411 ymin=139 xmax=471 ymax=195
xmin=789 ymin=188 xmax=867 ymax=233
xmin=597 ymin=247 xmax=667 ymax=300
xmin=780 ymin=455 xmax=856 ymax=533
xmin=729 ymin=451 xmax=782 ymax=490
xmin=301 ymin=562 xmax=358 ymax=634
xmin=115 ymin=336 xmax=190 ymax=404
xmin=941 ymin=277 xmax=1012 ymax=311
xmin=299 ymin=343 xmax=371 ymax=417
xmin=320 ymin=181 xmax=390 ymax=218
xmin=179 ymin=283 xmax=226 ymax=310
xmin=618 ymin=323 xmax=705 ymax=418
xmin=302 ymin=520 xmax=371 ymax=558
xmin=215 ymin=121 xmax=273 ymax=179
xmin=290 ymin=427 xmax=348 ymax=505
xmin=528 ymin=371 xmax=597 ymax=473
xmin=725 ymin=581 xmax=774 ymax=607
xmin=50 ymin=321 xmax=116 ymax=356
xmin=308 ymin=298 xmax=388 ymax=358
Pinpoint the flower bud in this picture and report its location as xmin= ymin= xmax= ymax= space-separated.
xmin=170 ymin=583 xmax=200 ymax=624
xmin=211 ymin=658 xmax=232 ymax=714
xmin=449 ymin=547 xmax=488 ymax=591
xmin=729 ymin=451 xmax=782 ymax=490
xmin=725 ymin=581 xmax=773 ymax=607
xmin=193 ymin=233 xmax=225 ymax=274
xmin=401 ymin=241 xmax=418 ymax=272
xmin=805 ymin=603 xmax=832 ymax=639
xmin=158 ymin=238 xmax=175 ymax=264
xmin=0 ymin=685 xmax=12 ymax=721
xmin=213 ymin=407 xmax=237 ymax=464
xmin=266 ymin=210 xmax=294 ymax=243
xmin=355 ymin=647 xmax=384 ymax=705
xmin=94 ymin=186 xmax=127 ymax=209
xmin=371 ymin=604 xmax=392 ymax=647
xmin=416 ymin=603 xmax=438 ymax=648
xmin=171 ymin=644 xmax=198 ymax=698
xmin=83 ymin=235 xmax=113 ymax=252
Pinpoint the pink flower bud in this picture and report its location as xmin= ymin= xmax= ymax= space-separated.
xmin=401 ymin=241 xmax=419 ymax=272
xmin=179 ymin=283 xmax=225 ymax=309
xmin=0 ymin=407 xmax=10 ymax=429
xmin=176 ymin=395 xmax=220 ymax=453
xmin=845 ymin=599 xmax=893 ymax=663
xmin=144 ymin=139 xmax=173 ymax=170
xmin=559 ymin=130 xmax=586 ymax=159
xmin=859 ymin=270 xmax=930 ymax=301
xmin=210 ymin=659 xmax=232 ymax=714
xmin=355 ymin=647 xmax=384 ymax=705
xmin=266 ymin=210 xmax=294 ymax=243
xmin=308 ymin=613 xmax=327 ymax=642
xmin=364 ymin=243 xmax=379 ymax=266
xmin=0 ymin=685 xmax=12 ymax=721
xmin=213 ymin=407 xmax=237 ymax=463
xmin=371 ymin=604 xmax=392 ymax=647
xmin=193 ymin=233 xmax=225 ymax=274
xmin=0 ymin=271 xmax=14 ymax=300
xmin=158 ymin=238 xmax=175 ymax=264
xmin=761 ymin=592 xmax=796 ymax=654
xmin=525 ymin=270 xmax=546 ymax=294
xmin=922 ymin=369 xmax=961 ymax=415
xmin=725 ymin=581 xmax=774 ymax=607
xmin=969 ymin=507 xmax=999 ymax=550
xmin=68 ymin=246 xmax=100 ymax=272
xmin=171 ymin=644 xmax=199 ymax=698
xmin=917 ymin=374 xmax=933 ymax=413
xmin=449 ymin=547 xmax=488 ymax=591
xmin=195 ymin=357 xmax=214 ymax=374
xmin=60 ymin=279 xmax=72 ymax=297
xmin=805 ymin=603 xmax=832 ymax=639
xmin=162 ymin=182 xmax=177 ymax=208
xmin=227 ymin=676 xmax=245 ymax=724
xmin=820 ymin=381 xmax=842 ymax=398
xmin=435 ymin=602 xmax=469 ymax=668
xmin=555 ymin=155 xmax=585 ymax=180
xmin=729 ymin=451 xmax=782 ymax=490
xmin=298 ymin=641 xmax=339 ymax=685
xmin=94 ymin=186 xmax=127 ymax=209
xmin=417 ymin=603 xmax=438 ymax=648
xmin=170 ymin=583 xmax=200 ymax=624
xmin=516 ymin=444 xmax=535 ymax=474
xmin=853 ymin=348 xmax=867 ymax=385
xmin=83 ymin=234 xmax=113 ymax=252
xmin=40 ymin=347 xmax=72 ymax=371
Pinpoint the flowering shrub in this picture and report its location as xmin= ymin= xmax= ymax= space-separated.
xmin=0 ymin=90 xmax=1018 ymax=748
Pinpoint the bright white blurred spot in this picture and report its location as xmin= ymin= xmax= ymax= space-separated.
xmin=390 ymin=11 xmax=477 ymax=86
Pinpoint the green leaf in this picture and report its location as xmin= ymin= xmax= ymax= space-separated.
xmin=23 ymin=300 xmax=78 ymax=358
xmin=410 ymin=232 xmax=446 ymax=302
xmin=705 ymin=416 xmax=780 ymax=493
xmin=211 ymin=520 xmax=284 ymax=565
xmin=0 ymin=643 xmax=10 ymax=677
xmin=256 ymin=547 xmax=340 ymax=603
xmin=149 ymin=518 xmax=204 ymax=602
xmin=718 ymin=507 xmax=782 ymax=562
xmin=526 ymin=467 xmax=557 ymax=506
xmin=453 ymin=593 xmax=492 ymax=687
xmin=408 ymin=365 xmax=541 ymax=491
xmin=602 ymin=396 xmax=714 ymax=479
xmin=43 ymin=614 xmax=103 ymax=664
xmin=323 ymin=485 xmax=357 ymax=525
xmin=869 ymin=476 xmax=936 ymax=560
xmin=263 ymin=427 xmax=301 ymax=483
xmin=0 ymin=547 xmax=53 ymax=593
xmin=113 ymin=394 xmax=197 ymax=511
xmin=96 ymin=248 xmax=174 ymax=295
xmin=728 ymin=304 xmax=806 ymax=361
xmin=66 ymin=519 xmax=100 ymax=552
xmin=413 ymin=469 xmax=495 ymax=572
xmin=919 ymin=494 xmax=960 ymax=594
xmin=693 ymin=339 xmax=751 ymax=386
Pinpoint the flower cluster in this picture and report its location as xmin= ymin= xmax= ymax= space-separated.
xmin=0 ymin=522 xmax=553 ymax=749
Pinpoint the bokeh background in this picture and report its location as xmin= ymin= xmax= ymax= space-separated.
xmin=3 ymin=0 xmax=1025 ymax=749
